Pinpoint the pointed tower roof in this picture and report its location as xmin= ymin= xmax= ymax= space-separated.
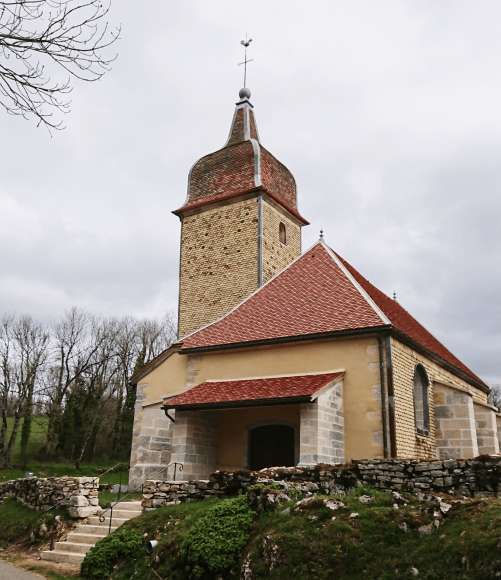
xmin=180 ymin=242 xmax=488 ymax=392
xmin=174 ymin=89 xmax=308 ymax=224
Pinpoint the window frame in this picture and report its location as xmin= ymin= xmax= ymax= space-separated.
xmin=279 ymin=221 xmax=287 ymax=245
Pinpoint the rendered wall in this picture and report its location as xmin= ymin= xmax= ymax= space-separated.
xmin=214 ymin=405 xmax=300 ymax=471
xmin=391 ymin=338 xmax=488 ymax=460
xmin=185 ymin=337 xmax=384 ymax=463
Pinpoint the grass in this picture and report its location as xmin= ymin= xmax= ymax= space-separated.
xmin=80 ymin=486 xmax=501 ymax=580
xmin=4 ymin=416 xmax=48 ymax=462
xmin=99 ymin=490 xmax=142 ymax=508
xmin=0 ymin=498 xmax=68 ymax=549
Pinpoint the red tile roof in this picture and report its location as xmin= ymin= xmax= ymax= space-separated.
xmin=180 ymin=242 xmax=486 ymax=390
xmin=182 ymin=244 xmax=387 ymax=349
xmin=163 ymin=372 xmax=343 ymax=409
xmin=336 ymin=253 xmax=486 ymax=386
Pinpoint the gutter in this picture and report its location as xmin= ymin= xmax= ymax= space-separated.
xmin=385 ymin=335 xmax=398 ymax=457
xmin=257 ymin=194 xmax=264 ymax=286
xmin=162 ymin=395 xmax=312 ymax=412
xmin=180 ymin=325 xmax=392 ymax=355
xmin=377 ymin=336 xmax=390 ymax=458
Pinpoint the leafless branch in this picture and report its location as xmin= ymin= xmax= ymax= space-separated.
xmin=0 ymin=0 xmax=120 ymax=129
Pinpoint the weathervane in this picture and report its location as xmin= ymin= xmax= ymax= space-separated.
xmin=238 ymin=34 xmax=254 ymax=89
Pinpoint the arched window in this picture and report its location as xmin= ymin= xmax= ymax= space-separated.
xmin=279 ymin=222 xmax=287 ymax=244
xmin=413 ymin=364 xmax=430 ymax=435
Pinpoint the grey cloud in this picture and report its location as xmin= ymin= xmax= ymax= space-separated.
xmin=1 ymin=0 xmax=500 ymax=384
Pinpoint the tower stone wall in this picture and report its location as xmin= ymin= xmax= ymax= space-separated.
xmin=176 ymin=90 xmax=307 ymax=338
xmin=262 ymin=200 xmax=302 ymax=282
xmin=178 ymin=197 xmax=259 ymax=338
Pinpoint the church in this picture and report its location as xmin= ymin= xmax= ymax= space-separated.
xmin=129 ymin=86 xmax=500 ymax=488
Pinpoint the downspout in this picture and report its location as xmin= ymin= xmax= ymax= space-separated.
xmin=257 ymin=194 xmax=264 ymax=287
xmin=385 ymin=335 xmax=398 ymax=457
xmin=378 ymin=336 xmax=390 ymax=458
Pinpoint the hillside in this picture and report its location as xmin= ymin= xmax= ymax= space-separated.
xmin=81 ymin=486 xmax=501 ymax=580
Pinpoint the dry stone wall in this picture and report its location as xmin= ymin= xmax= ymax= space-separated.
xmin=142 ymin=456 xmax=500 ymax=509
xmin=0 ymin=476 xmax=100 ymax=518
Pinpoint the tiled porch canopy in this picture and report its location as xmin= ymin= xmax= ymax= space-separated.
xmin=162 ymin=372 xmax=344 ymax=411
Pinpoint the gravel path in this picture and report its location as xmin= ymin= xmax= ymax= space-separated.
xmin=0 ymin=560 xmax=44 ymax=579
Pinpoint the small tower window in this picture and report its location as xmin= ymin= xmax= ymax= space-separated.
xmin=413 ymin=364 xmax=430 ymax=435
xmin=279 ymin=222 xmax=287 ymax=245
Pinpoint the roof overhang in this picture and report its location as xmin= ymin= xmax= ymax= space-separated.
xmin=173 ymin=186 xmax=309 ymax=226
xmin=163 ymin=395 xmax=312 ymax=412
xmin=162 ymin=371 xmax=344 ymax=411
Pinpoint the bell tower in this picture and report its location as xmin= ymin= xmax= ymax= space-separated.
xmin=174 ymin=88 xmax=308 ymax=338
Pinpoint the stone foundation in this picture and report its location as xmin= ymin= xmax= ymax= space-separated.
xmin=129 ymin=391 xmax=173 ymax=490
xmin=299 ymin=380 xmax=344 ymax=465
xmin=142 ymin=456 xmax=500 ymax=509
xmin=434 ymin=383 xmax=478 ymax=459
xmin=0 ymin=476 xmax=100 ymax=518
xmin=474 ymin=403 xmax=500 ymax=455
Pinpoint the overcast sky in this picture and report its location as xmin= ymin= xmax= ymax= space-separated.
xmin=1 ymin=1 xmax=500 ymax=385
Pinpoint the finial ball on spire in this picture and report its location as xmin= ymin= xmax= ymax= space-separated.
xmin=239 ymin=87 xmax=251 ymax=100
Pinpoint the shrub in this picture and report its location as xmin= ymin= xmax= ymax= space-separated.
xmin=81 ymin=527 xmax=144 ymax=580
xmin=180 ymin=495 xmax=254 ymax=578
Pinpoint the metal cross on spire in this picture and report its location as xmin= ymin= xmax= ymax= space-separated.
xmin=238 ymin=34 xmax=254 ymax=89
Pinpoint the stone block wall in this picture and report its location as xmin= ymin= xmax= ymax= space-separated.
xmin=262 ymin=200 xmax=301 ymax=283
xmin=434 ymin=383 xmax=478 ymax=459
xmin=390 ymin=338 xmax=489 ymax=460
xmin=497 ymin=414 xmax=501 ymax=447
xmin=474 ymin=404 xmax=500 ymax=455
xmin=129 ymin=388 xmax=173 ymax=490
xmin=178 ymin=197 xmax=259 ymax=337
xmin=170 ymin=410 xmax=217 ymax=480
xmin=0 ymin=476 xmax=100 ymax=518
xmin=142 ymin=456 xmax=500 ymax=509
xmin=299 ymin=381 xmax=344 ymax=465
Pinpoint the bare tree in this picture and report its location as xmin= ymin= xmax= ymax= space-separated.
xmin=0 ymin=0 xmax=119 ymax=129
xmin=0 ymin=315 xmax=48 ymax=467
xmin=489 ymin=384 xmax=501 ymax=410
xmin=44 ymin=307 xmax=107 ymax=457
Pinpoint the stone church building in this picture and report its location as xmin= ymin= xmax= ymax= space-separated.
xmin=129 ymin=88 xmax=500 ymax=488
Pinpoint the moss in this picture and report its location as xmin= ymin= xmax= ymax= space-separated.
xmin=83 ymin=487 xmax=500 ymax=580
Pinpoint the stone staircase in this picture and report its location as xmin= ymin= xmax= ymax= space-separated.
xmin=40 ymin=501 xmax=142 ymax=566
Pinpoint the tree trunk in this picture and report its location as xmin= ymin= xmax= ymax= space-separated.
xmin=20 ymin=383 xmax=35 ymax=467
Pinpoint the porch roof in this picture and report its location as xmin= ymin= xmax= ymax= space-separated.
xmin=162 ymin=371 xmax=344 ymax=410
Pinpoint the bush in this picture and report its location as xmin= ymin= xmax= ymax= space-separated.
xmin=81 ymin=527 xmax=144 ymax=580
xmin=180 ymin=495 xmax=254 ymax=578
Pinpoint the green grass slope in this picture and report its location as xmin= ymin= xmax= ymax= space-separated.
xmin=80 ymin=487 xmax=501 ymax=580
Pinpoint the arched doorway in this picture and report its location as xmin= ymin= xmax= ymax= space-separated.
xmin=248 ymin=424 xmax=295 ymax=470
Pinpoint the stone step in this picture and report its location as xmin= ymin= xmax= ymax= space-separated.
xmin=76 ymin=523 xmax=119 ymax=534
xmin=53 ymin=541 xmax=91 ymax=554
xmin=114 ymin=501 xmax=142 ymax=510
xmin=101 ymin=509 xmax=141 ymax=519
xmin=67 ymin=532 xmax=107 ymax=544
xmin=87 ymin=516 xmax=130 ymax=526
xmin=40 ymin=550 xmax=85 ymax=565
